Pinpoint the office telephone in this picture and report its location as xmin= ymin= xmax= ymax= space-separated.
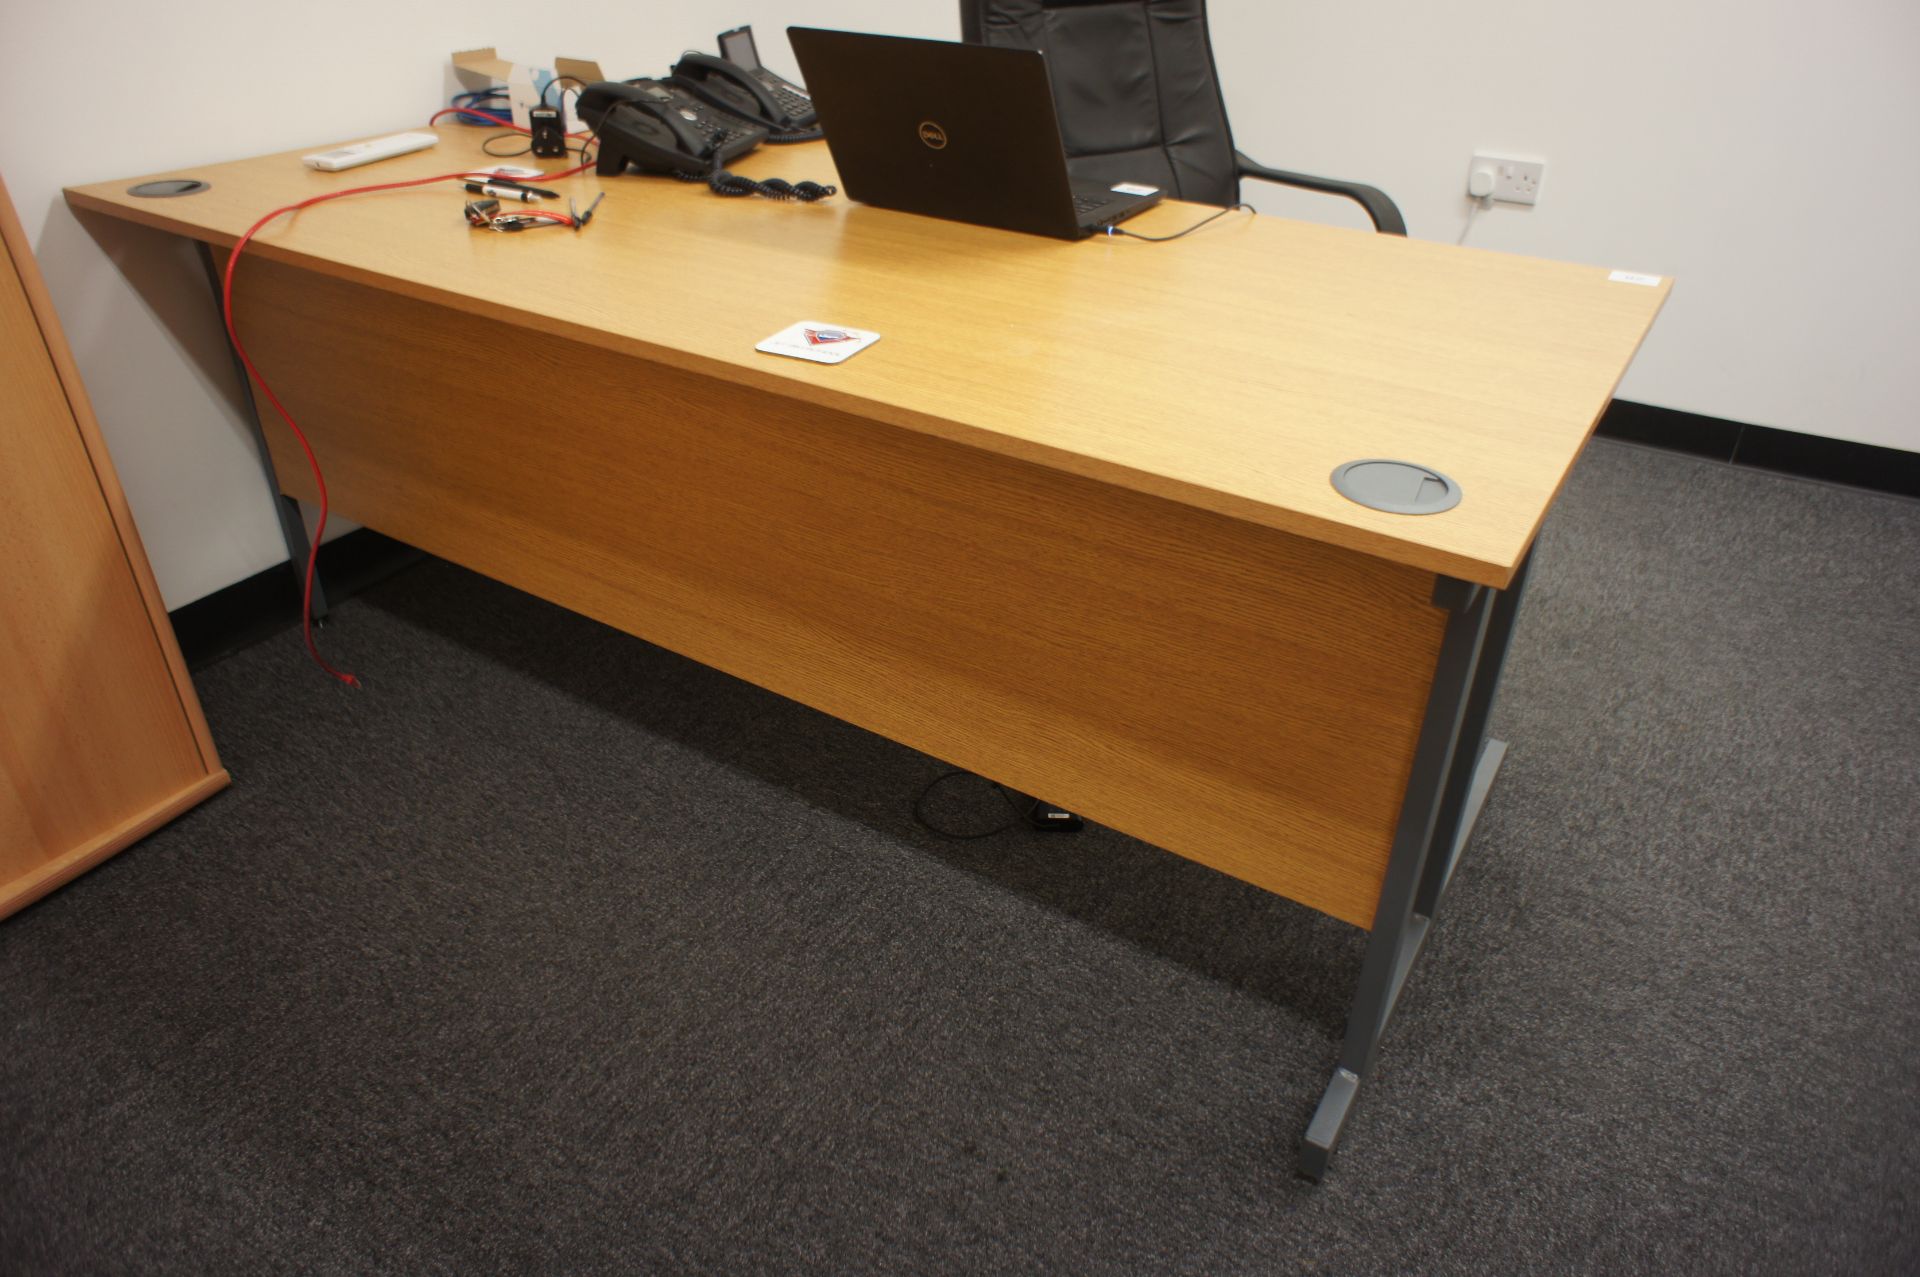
xmin=578 ymin=79 xmax=769 ymax=178
xmin=672 ymin=27 xmax=818 ymax=137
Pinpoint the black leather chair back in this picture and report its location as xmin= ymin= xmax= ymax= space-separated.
xmin=960 ymin=0 xmax=1242 ymax=206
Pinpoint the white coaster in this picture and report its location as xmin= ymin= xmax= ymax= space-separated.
xmin=755 ymin=322 xmax=881 ymax=365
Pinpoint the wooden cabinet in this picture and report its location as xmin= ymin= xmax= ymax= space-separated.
xmin=1 ymin=175 xmax=228 ymax=919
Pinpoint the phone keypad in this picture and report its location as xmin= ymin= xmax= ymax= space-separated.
xmin=754 ymin=70 xmax=814 ymax=119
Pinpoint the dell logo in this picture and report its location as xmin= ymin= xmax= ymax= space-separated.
xmin=918 ymin=120 xmax=949 ymax=150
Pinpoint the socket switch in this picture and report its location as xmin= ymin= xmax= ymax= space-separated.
xmin=1468 ymin=154 xmax=1545 ymax=206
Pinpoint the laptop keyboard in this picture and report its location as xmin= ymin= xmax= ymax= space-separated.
xmin=1073 ymin=194 xmax=1111 ymax=215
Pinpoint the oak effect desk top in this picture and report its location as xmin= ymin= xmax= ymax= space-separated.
xmin=68 ymin=127 xmax=1669 ymax=587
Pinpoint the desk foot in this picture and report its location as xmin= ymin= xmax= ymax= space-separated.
xmin=1294 ymin=738 xmax=1506 ymax=1180
xmin=1298 ymin=1068 xmax=1358 ymax=1181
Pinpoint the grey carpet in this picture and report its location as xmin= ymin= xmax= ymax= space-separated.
xmin=3 ymin=439 xmax=1915 ymax=1274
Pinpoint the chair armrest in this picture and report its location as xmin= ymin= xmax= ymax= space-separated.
xmin=1235 ymin=152 xmax=1407 ymax=236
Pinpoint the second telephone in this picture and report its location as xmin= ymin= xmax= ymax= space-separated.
xmin=578 ymin=80 xmax=768 ymax=178
xmin=672 ymin=26 xmax=819 ymax=136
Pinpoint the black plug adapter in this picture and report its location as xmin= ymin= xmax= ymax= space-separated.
xmin=529 ymin=105 xmax=567 ymax=158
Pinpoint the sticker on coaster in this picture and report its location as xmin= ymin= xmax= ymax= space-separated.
xmin=1608 ymin=269 xmax=1662 ymax=286
xmin=756 ymin=321 xmax=881 ymax=365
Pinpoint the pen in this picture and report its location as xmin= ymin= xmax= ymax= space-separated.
xmin=486 ymin=179 xmax=562 ymax=199
xmin=464 ymin=182 xmax=542 ymax=203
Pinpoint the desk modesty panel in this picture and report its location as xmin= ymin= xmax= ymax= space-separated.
xmin=232 ymin=256 xmax=1447 ymax=929
xmin=66 ymin=129 xmax=1671 ymax=591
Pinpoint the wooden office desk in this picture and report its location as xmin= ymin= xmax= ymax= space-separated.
xmin=68 ymin=128 xmax=1667 ymax=1177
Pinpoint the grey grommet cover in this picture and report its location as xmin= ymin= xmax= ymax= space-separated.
xmin=128 ymin=180 xmax=210 ymax=198
xmin=1330 ymin=459 xmax=1462 ymax=515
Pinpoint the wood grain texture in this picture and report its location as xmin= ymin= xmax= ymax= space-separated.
xmin=66 ymin=128 xmax=1671 ymax=588
xmin=236 ymin=259 xmax=1447 ymax=927
xmin=0 ymin=773 xmax=229 ymax=920
xmin=0 ymin=174 xmax=226 ymax=920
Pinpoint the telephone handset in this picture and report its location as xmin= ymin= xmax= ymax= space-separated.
xmin=672 ymin=52 xmax=818 ymax=135
xmin=577 ymin=79 xmax=769 ymax=178
xmin=671 ymin=26 xmax=818 ymax=136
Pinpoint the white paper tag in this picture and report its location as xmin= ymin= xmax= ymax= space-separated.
xmin=1110 ymin=182 xmax=1160 ymax=197
xmin=1608 ymin=270 xmax=1662 ymax=286
xmin=755 ymin=322 xmax=881 ymax=365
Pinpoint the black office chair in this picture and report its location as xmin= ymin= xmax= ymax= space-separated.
xmin=959 ymin=0 xmax=1406 ymax=235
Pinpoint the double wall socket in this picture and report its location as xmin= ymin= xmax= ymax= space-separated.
xmin=1468 ymin=154 xmax=1545 ymax=206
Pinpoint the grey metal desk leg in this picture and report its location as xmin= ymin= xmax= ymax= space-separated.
xmin=1415 ymin=551 xmax=1532 ymax=919
xmin=1298 ymin=565 xmax=1526 ymax=1180
xmin=194 ymin=240 xmax=328 ymax=621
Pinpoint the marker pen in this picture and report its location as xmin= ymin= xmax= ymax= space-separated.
xmin=489 ymin=180 xmax=562 ymax=198
xmin=464 ymin=182 xmax=541 ymax=203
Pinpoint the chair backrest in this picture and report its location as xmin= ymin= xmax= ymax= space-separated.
xmin=959 ymin=0 xmax=1242 ymax=207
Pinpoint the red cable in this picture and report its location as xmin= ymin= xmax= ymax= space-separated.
xmin=497 ymin=209 xmax=581 ymax=228
xmin=222 ymin=151 xmax=595 ymax=685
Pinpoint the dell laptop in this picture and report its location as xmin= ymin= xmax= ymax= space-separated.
xmin=786 ymin=27 xmax=1164 ymax=240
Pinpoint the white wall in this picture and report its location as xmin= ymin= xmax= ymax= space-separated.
xmin=1212 ymin=0 xmax=1920 ymax=456
xmin=3 ymin=1 xmax=1913 ymax=610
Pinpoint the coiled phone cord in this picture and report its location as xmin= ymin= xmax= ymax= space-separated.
xmin=675 ymin=166 xmax=836 ymax=202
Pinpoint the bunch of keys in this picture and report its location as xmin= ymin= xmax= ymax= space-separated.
xmin=463 ymin=197 xmax=543 ymax=232
xmin=463 ymin=193 xmax=604 ymax=233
